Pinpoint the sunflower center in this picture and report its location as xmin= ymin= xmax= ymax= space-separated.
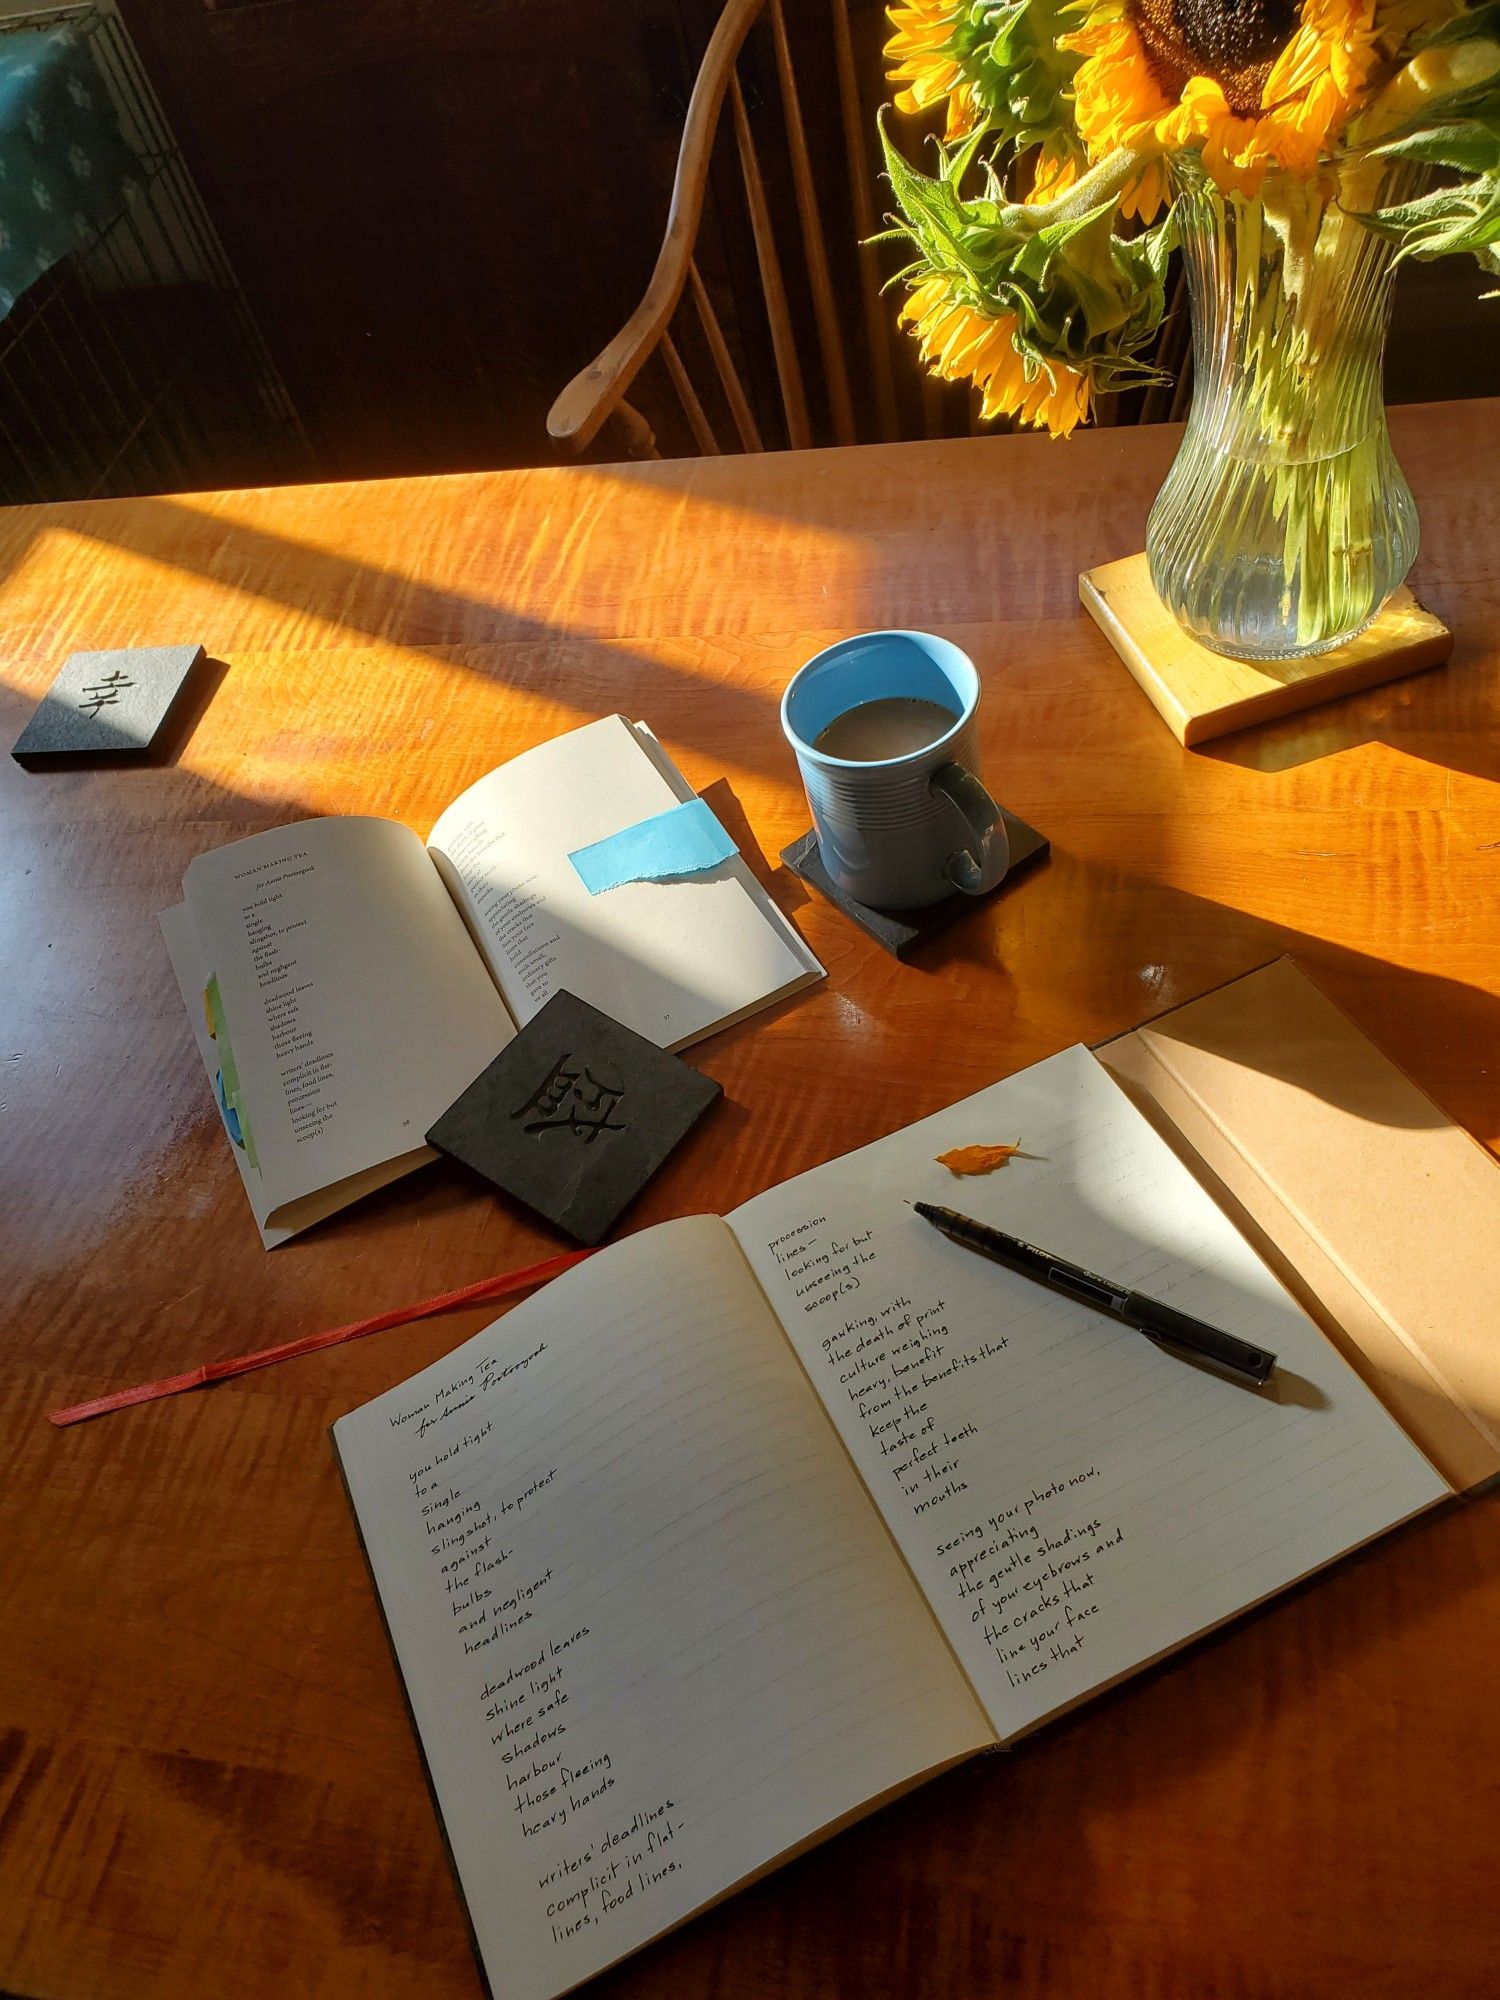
xmin=1129 ymin=0 xmax=1301 ymax=114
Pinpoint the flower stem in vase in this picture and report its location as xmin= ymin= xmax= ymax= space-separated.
xmin=1146 ymin=156 xmax=1420 ymax=661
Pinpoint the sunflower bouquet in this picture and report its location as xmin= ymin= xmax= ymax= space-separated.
xmin=881 ymin=0 xmax=1500 ymax=438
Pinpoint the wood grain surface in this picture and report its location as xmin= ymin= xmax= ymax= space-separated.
xmin=2 ymin=404 xmax=1498 ymax=2000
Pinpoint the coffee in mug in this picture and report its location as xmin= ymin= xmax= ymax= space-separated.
xmin=812 ymin=695 xmax=960 ymax=764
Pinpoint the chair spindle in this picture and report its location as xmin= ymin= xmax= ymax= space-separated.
xmin=662 ymin=333 xmax=722 ymax=455
xmin=769 ymin=0 xmax=857 ymax=446
xmin=689 ymin=260 xmax=764 ymax=451
xmin=731 ymin=67 xmax=813 ymax=450
xmin=831 ymin=0 xmax=898 ymax=443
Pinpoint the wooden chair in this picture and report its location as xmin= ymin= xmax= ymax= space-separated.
xmin=547 ymin=0 xmax=898 ymax=459
xmin=546 ymin=0 xmax=1191 ymax=457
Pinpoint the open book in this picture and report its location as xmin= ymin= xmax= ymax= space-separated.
xmin=160 ymin=717 xmax=822 ymax=1245
xmin=333 ymin=961 xmax=1500 ymax=2000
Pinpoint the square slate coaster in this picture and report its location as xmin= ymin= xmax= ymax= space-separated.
xmin=781 ymin=807 xmax=1050 ymax=960
xmin=11 ymin=644 xmax=207 ymax=763
xmin=426 ymin=990 xmax=722 ymax=1246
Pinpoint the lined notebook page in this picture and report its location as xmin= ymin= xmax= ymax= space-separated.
xmin=729 ymin=1046 xmax=1449 ymax=1741
xmin=334 ymin=1218 xmax=989 ymax=2000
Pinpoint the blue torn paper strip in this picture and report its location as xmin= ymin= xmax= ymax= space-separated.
xmin=568 ymin=797 xmax=738 ymax=895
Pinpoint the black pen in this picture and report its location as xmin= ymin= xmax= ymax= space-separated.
xmin=913 ymin=1202 xmax=1278 ymax=1385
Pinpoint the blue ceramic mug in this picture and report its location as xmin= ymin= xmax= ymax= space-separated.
xmin=781 ymin=630 xmax=1008 ymax=910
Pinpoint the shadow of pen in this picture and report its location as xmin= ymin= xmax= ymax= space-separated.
xmin=1142 ymin=1332 xmax=1330 ymax=1408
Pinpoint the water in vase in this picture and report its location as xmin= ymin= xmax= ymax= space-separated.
xmin=1147 ymin=160 xmax=1420 ymax=662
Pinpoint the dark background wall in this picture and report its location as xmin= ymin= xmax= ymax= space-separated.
xmin=113 ymin=0 xmax=860 ymax=478
xmin=87 ymin=0 xmax=1500 ymax=482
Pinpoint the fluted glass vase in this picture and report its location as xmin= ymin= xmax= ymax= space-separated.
xmin=1147 ymin=157 xmax=1419 ymax=661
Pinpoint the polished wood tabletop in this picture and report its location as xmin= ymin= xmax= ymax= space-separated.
xmin=3 ymin=403 xmax=1498 ymax=2000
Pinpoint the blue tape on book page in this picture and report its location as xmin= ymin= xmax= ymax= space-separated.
xmin=568 ymin=798 xmax=738 ymax=894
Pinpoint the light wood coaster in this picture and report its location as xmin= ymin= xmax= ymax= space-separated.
xmin=1079 ymin=551 xmax=1453 ymax=746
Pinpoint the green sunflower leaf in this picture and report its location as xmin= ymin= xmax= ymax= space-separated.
xmin=1373 ymin=118 xmax=1500 ymax=173
xmin=880 ymin=125 xmax=1178 ymax=419
xmin=1360 ymin=107 xmax=1500 ymax=278
xmin=1412 ymin=0 xmax=1500 ymax=53
xmin=948 ymin=0 xmax=1086 ymax=162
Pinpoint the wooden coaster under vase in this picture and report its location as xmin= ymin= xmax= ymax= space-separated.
xmin=1079 ymin=552 xmax=1453 ymax=747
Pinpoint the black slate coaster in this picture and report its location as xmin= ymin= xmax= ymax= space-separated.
xmin=781 ymin=808 xmax=1050 ymax=960
xmin=11 ymin=644 xmax=207 ymax=763
xmin=426 ymin=990 xmax=722 ymax=1246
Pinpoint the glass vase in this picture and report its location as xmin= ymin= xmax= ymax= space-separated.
xmin=1147 ymin=156 xmax=1419 ymax=661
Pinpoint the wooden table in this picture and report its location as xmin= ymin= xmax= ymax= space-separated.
xmin=3 ymin=403 xmax=1498 ymax=2000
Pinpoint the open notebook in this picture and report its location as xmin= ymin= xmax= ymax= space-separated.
xmin=334 ymin=960 xmax=1500 ymax=2000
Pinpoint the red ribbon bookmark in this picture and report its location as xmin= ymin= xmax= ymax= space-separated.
xmin=48 ymin=1249 xmax=595 ymax=1428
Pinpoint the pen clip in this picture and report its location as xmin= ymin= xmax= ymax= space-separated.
xmin=1137 ymin=1327 xmax=1268 ymax=1386
xmin=1047 ymin=1267 xmax=1129 ymax=1315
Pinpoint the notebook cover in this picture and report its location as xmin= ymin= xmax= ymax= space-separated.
xmin=1096 ymin=958 xmax=1500 ymax=1490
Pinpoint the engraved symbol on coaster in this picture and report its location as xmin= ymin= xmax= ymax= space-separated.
xmin=513 ymin=1054 xmax=628 ymax=1144
xmin=77 ymin=667 xmax=136 ymax=717
xmin=427 ymin=990 xmax=721 ymax=1245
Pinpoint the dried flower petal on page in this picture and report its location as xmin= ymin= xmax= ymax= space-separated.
xmin=934 ymin=1142 xmax=1021 ymax=1176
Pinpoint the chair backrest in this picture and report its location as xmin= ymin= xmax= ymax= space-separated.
xmin=547 ymin=0 xmax=899 ymax=459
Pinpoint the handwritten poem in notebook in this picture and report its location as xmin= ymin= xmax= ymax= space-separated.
xmin=336 ymin=1222 xmax=987 ymax=2000
xmin=729 ymin=1047 xmax=1448 ymax=1735
xmin=336 ymin=1044 xmax=1447 ymax=2000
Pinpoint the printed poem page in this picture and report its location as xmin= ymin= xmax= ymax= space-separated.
xmin=729 ymin=1046 xmax=1449 ymax=1740
xmin=425 ymin=716 xmax=819 ymax=1050
xmin=179 ymin=817 xmax=513 ymax=1220
xmin=333 ymin=1219 xmax=990 ymax=2000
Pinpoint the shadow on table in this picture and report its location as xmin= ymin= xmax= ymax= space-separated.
xmin=806 ymin=839 xmax=1500 ymax=1142
xmin=0 ymin=494 xmax=804 ymax=790
xmin=4 ymin=470 xmax=1496 ymax=800
xmin=558 ymin=423 xmax=1499 ymax=794
xmin=1196 ymin=627 xmax=1500 ymax=783
xmin=580 ymin=1494 xmax=1486 ymax=2000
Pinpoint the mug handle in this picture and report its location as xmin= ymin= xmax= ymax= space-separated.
xmin=929 ymin=762 xmax=1010 ymax=896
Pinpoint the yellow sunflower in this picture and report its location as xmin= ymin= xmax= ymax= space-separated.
xmin=1026 ymin=148 xmax=1081 ymax=201
xmin=899 ymin=274 xmax=1091 ymax=435
xmin=1060 ymin=0 xmax=1460 ymax=202
xmin=888 ymin=0 xmax=1004 ymax=138
xmin=885 ymin=0 xmax=984 ymax=139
